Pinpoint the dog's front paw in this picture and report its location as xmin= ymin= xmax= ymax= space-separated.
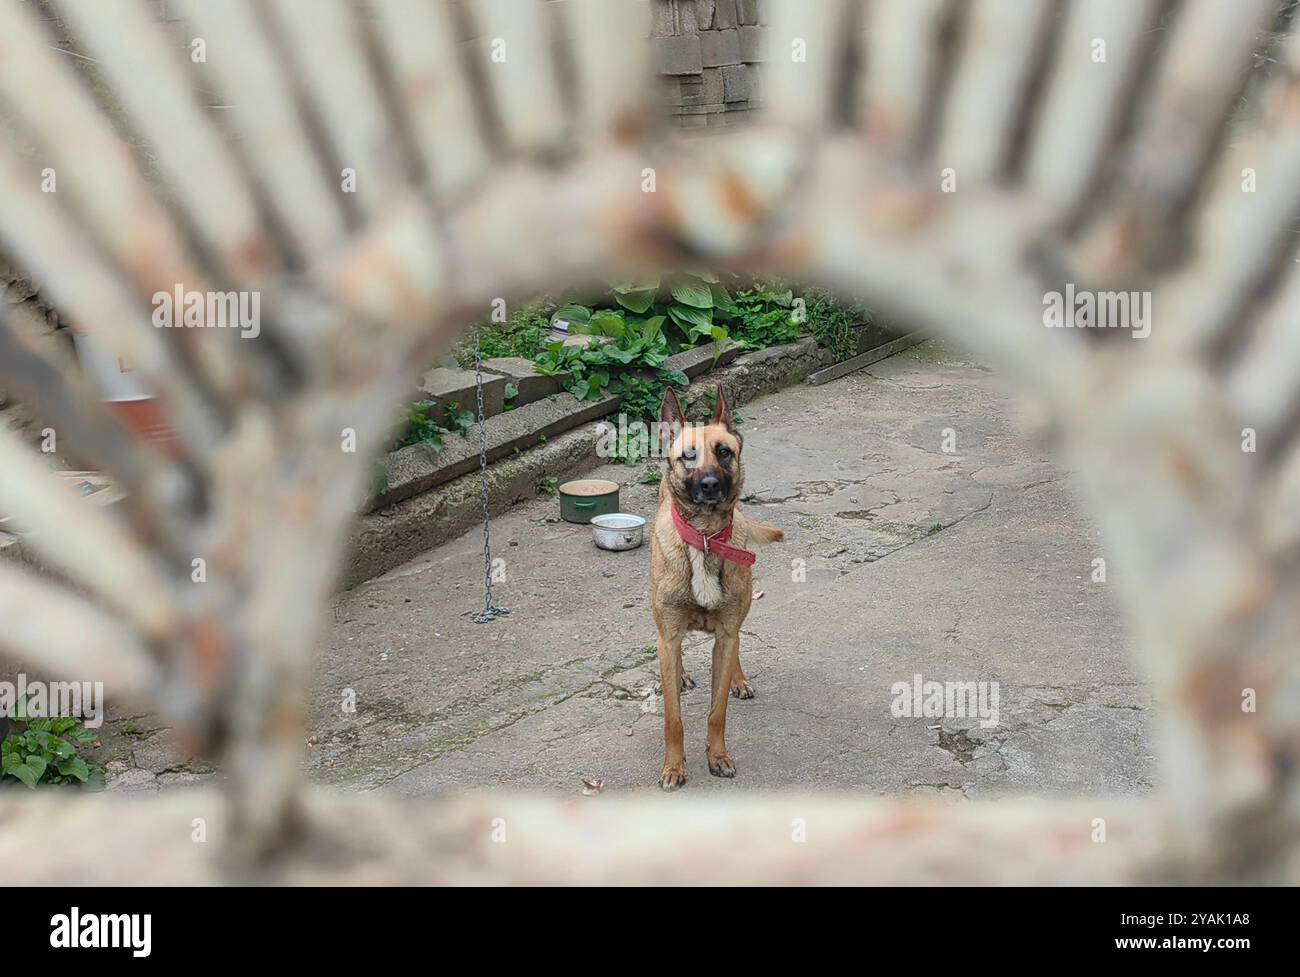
xmin=707 ymin=751 xmax=736 ymax=778
xmin=681 ymin=671 xmax=696 ymax=691
xmin=730 ymin=676 xmax=755 ymax=699
xmin=659 ymin=760 xmax=687 ymax=790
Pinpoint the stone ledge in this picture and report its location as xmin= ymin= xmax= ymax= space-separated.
xmin=345 ymin=420 xmax=608 ymax=589
xmin=479 ymin=357 xmax=565 ymax=408
xmin=373 ymin=340 xmax=737 ymax=512
xmin=664 ymin=338 xmax=742 ymax=378
xmin=370 ymin=389 xmax=621 ymax=512
xmin=417 ymin=367 xmax=506 ymax=425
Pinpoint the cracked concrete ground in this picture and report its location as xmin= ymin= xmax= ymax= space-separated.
xmin=292 ymin=339 xmax=1156 ymax=800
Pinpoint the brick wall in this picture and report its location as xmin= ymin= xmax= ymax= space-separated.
xmin=653 ymin=0 xmax=767 ymax=129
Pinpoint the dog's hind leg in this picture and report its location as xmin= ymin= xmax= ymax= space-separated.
xmin=706 ymin=623 xmax=742 ymax=778
xmin=676 ymin=645 xmax=695 ymax=690
xmin=730 ymin=656 xmax=756 ymax=699
xmin=656 ymin=628 xmax=688 ymax=789
xmin=731 ymin=593 xmax=755 ymax=699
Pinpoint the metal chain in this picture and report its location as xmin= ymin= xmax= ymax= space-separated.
xmin=472 ymin=328 xmax=509 ymax=624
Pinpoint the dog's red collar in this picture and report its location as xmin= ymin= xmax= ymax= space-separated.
xmin=671 ymin=504 xmax=756 ymax=567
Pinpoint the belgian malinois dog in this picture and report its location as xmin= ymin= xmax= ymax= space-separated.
xmin=649 ymin=385 xmax=783 ymax=789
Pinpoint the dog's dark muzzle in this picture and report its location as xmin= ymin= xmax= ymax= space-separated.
xmin=689 ymin=469 xmax=729 ymax=504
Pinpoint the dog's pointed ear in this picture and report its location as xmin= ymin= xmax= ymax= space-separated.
xmin=660 ymin=386 xmax=686 ymax=447
xmin=712 ymin=384 xmax=732 ymax=429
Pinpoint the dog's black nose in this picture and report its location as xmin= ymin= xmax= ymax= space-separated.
xmin=698 ymin=473 xmax=721 ymax=495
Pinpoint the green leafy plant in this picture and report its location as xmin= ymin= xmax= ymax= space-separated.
xmin=456 ymin=299 xmax=554 ymax=365
xmin=443 ymin=401 xmax=476 ymax=436
xmin=391 ymin=398 xmax=474 ymax=453
xmin=726 ymin=279 xmax=804 ymax=351
xmin=805 ymin=287 xmax=873 ymax=362
xmin=605 ymin=422 xmax=650 ymax=465
xmin=639 ymin=467 xmax=662 ymax=485
xmin=420 ymin=275 xmax=875 ymax=472
xmin=537 ymin=475 xmax=559 ymax=495
xmin=2 ymin=698 xmax=105 ymax=790
xmin=532 ymin=276 xmax=824 ymax=464
xmin=609 ymin=374 xmax=659 ymax=421
xmin=395 ymin=399 xmax=449 ymax=452
xmin=564 ymin=274 xmax=729 ymax=351
xmin=534 ymin=315 xmax=679 ymax=413
xmin=694 ymin=387 xmax=744 ymax=424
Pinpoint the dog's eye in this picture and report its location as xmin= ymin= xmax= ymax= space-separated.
xmin=715 ymin=445 xmax=731 ymax=460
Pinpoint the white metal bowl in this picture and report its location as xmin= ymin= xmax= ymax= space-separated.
xmin=591 ymin=513 xmax=646 ymax=551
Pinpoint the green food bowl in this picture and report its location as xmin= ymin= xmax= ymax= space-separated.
xmin=558 ymin=478 xmax=620 ymax=524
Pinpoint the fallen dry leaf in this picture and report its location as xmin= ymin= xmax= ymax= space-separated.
xmin=752 ymin=589 xmax=764 ymax=600
xmin=581 ymin=777 xmax=604 ymax=795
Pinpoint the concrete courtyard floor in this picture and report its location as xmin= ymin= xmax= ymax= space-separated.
xmin=297 ymin=340 xmax=1156 ymax=801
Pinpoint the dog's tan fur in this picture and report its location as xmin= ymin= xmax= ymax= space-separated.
xmin=649 ymin=386 xmax=783 ymax=789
